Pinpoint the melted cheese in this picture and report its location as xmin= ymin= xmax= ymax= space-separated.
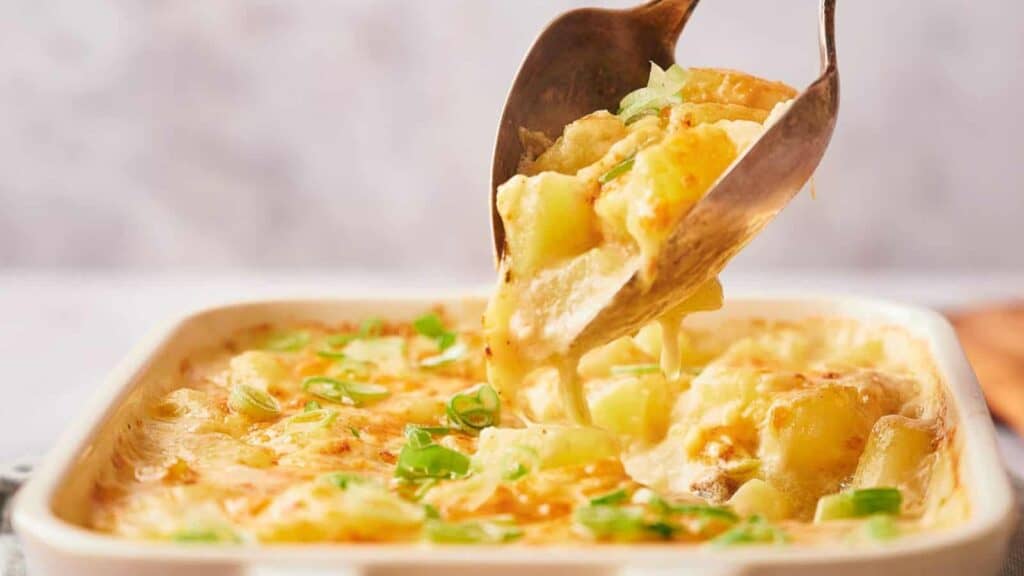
xmin=88 ymin=314 xmax=965 ymax=545
xmin=485 ymin=67 xmax=797 ymax=423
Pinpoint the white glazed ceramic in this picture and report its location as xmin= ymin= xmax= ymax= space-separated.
xmin=12 ymin=294 xmax=1018 ymax=576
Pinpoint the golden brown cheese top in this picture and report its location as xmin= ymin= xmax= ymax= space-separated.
xmin=88 ymin=312 xmax=965 ymax=546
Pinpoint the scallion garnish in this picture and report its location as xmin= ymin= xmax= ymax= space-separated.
xmin=574 ymin=505 xmax=661 ymax=541
xmin=320 ymin=472 xmax=369 ymax=490
xmin=171 ymin=527 xmax=241 ymax=544
xmin=413 ymin=313 xmax=457 ymax=351
xmin=287 ymin=407 xmax=337 ymax=427
xmin=446 ymin=383 xmax=501 ymax=435
xmin=262 ymin=331 xmax=310 ymax=352
xmin=227 ymin=384 xmax=281 ymax=420
xmin=617 ymin=63 xmax=688 ymax=124
xmin=420 ymin=342 xmax=468 ymax=368
xmin=325 ymin=317 xmax=384 ymax=348
xmin=424 ymin=518 xmax=523 ymax=544
xmin=413 ymin=478 xmax=439 ymax=501
xmin=499 ymin=445 xmax=539 ymax=481
xmin=302 ymin=376 xmax=390 ymax=406
xmin=865 ymin=515 xmax=899 ymax=541
xmin=590 ymin=488 xmax=630 ymax=506
xmin=405 ymin=424 xmax=452 ymax=439
xmin=814 ymin=488 xmax=903 ymax=522
xmin=395 ymin=431 xmax=470 ymax=480
xmin=598 ymin=155 xmax=636 ymax=184
xmin=610 ymin=363 xmax=661 ymax=376
xmin=348 ymin=426 xmax=361 ymax=439
xmin=712 ymin=515 xmax=789 ymax=546
xmin=304 ymin=400 xmax=321 ymax=412
xmin=642 ymin=492 xmax=739 ymax=523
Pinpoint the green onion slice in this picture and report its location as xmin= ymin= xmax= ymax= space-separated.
xmin=395 ymin=441 xmax=471 ymax=480
xmin=171 ymin=526 xmax=241 ymax=544
xmin=304 ymin=400 xmax=321 ymax=412
xmin=227 ymin=384 xmax=281 ymax=420
xmin=348 ymin=426 xmax=361 ymax=439
xmin=287 ymin=408 xmax=337 ymax=427
xmin=413 ymin=312 xmax=457 ymax=351
xmin=712 ymin=515 xmax=789 ymax=546
xmin=590 ymin=488 xmax=630 ymax=506
xmin=500 ymin=445 xmax=540 ymax=481
xmin=865 ymin=514 xmax=900 ymax=541
xmin=446 ymin=383 xmax=501 ymax=435
xmin=424 ymin=518 xmax=523 ymax=544
xmin=610 ymin=363 xmax=661 ymax=376
xmin=420 ymin=342 xmax=468 ymax=368
xmin=617 ymin=63 xmax=688 ymax=124
xmin=320 ymin=472 xmax=370 ymax=490
xmin=598 ymin=155 xmax=636 ymax=184
xmin=814 ymin=488 xmax=903 ymax=522
xmin=302 ymin=376 xmax=390 ymax=406
xmin=574 ymin=505 xmax=672 ymax=541
xmin=262 ymin=331 xmax=310 ymax=352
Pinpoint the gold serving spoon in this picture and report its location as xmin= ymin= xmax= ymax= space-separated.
xmin=490 ymin=0 xmax=839 ymax=356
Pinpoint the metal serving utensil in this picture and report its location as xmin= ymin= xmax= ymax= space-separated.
xmin=490 ymin=0 xmax=839 ymax=357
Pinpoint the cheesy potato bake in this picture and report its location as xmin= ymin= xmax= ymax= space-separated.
xmin=88 ymin=312 xmax=965 ymax=545
xmin=485 ymin=65 xmax=798 ymax=423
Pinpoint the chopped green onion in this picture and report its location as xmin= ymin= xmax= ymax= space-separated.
xmin=304 ymin=400 xmax=321 ymax=412
xmin=712 ymin=515 xmax=788 ymax=546
xmin=413 ymin=313 xmax=457 ymax=351
xmin=395 ymin=431 xmax=470 ymax=480
xmin=865 ymin=514 xmax=900 ymax=541
xmin=171 ymin=526 xmax=240 ymax=544
xmin=424 ymin=518 xmax=523 ymax=544
xmin=348 ymin=426 xmax=361 ymax=439
xmin=413 ymin=478 xmax=439 ymax=501
xmin=287 ymin=408 xmax=337 ymax=427
xmin=814 ymin=488 xmax=903 ymax=522
xmin=325 ymin=317 xmax=384 ymax=348
xmin=227 ymin=384 xmax=281 ymax=420
xmin=420 ymin=342 xmax=468 ymax=368
xmin=423 ymin=504 xmax=441 ymax=520
xmin=617 ymin=63 xmax=688 ymax=124
xmin=598 ymin=155 xmax=636 ymax=184
xmin=320 ymin=472 xmax=369 ymax=490
xmin=590 ymin=488 xmax=630 ymax=506
xmin=574 ymin=505 xmax=668 ymax=541
xmin=302 ymin=376 xmax=390 ymax=406
xmin=405 ymin=424 xmax=452 ymax=439
xmin=610 ymin=363 xmax=661 ymax=376
xmin=262 ymin=331 xmax=310 ymax=352
xmin=500 ymin=445 xmax=539 ymax=481
xmin=446 ymin=383 xmax=501 ymax=435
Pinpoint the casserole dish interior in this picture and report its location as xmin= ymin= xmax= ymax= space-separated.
xmin=13 ymin=295 xmax=1017 ymax=576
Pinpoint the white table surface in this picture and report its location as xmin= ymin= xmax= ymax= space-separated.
xmin=1 ymin=270 xmax=1022 ymax=478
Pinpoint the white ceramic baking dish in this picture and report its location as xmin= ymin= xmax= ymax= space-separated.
xmin=12 ymin=293 xmax=1018 ymax=576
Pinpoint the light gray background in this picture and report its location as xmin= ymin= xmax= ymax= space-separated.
xmin=1 ymin=0 xmax=1021 ymax=280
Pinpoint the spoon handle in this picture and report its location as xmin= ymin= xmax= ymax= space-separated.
xmin=639 ymin=0 xmax=701 ymax=46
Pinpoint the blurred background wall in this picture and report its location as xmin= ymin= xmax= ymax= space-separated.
xmin=1 ymin=0 xmax=1020 ymax=282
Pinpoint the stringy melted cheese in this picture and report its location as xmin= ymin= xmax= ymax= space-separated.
xmin=484 ymin=67 xmax=797 ymax=423
xmin=88 ymin=315 xmax=966 ymax=545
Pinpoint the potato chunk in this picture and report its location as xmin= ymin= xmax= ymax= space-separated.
xmin=760 ymin=384 xmax=886 ymax=515
xmin=474 ymin=425 xmax=619 ymax=472
xmin=496 ymin=172 xmax=600 ymax=277
xmin=228 ymin=351 xmax=288 ymax=393
xmin=852 ymin=415 xmax=936 ymax=507
xmin=589 ymin=374 xmax=671 ymax=444
xmin=521 ymin=111 xmax=627 ymax=176
xmin=728 ymin=479 xmax=789 ymax=521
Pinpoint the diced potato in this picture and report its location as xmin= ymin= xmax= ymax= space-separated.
xmin=668 ymin=102 xmax=768 ymax=131
xmin=256 ymin=481 xmax=423 ymax=542
xmin=760 ymin=384 xmax=886 ymax=514
xmin=852 ymin=415 xmax=935 ymax=498
xmin=496 ymin=172 xmax=600 ymax=277
xmin=595 ymin=124 xmax=737 ymax=272
xmin=578 ymin=336 xmax=651 ymax=379
xmin=228 ymin=351 xmax=288 ymax=393
xmin=679 ymin=68 xmax=798 ymax=111
xmin=588 ymin=374 xmax=671 ymax=444
xmin=375 ymin=391 xmax=446 ymax=425
xmin=474 ymin=425 xmax=619 ymax=472
xmin=728 ymin=479 xmax=789 ymax=521
xmin=342 ymin=336 xmax=407 ymax=375
xmin=522 ymin=111 xmax=627 ymax=176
